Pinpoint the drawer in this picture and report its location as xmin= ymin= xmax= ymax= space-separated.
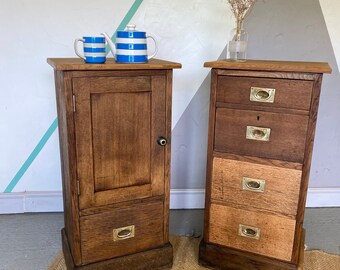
xmin=80 ymin=200 xmax=164 ymax=264
xmin=214 ymin=108 xmax=309 ymax=163
xmin=208 ymin=204 xmax=296 ymax=262
xmin=211 ymin=157 xmax=302 ymax=217
xmin=216 ymin=76 xmax=313 ymax=110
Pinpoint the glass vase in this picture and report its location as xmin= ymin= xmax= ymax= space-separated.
xmin=228 ymin=23 xmax=248 ymax=61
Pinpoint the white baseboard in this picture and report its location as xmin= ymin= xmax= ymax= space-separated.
xmin=0 ymin=192 xmax=63 ymax=214
xmin=170 ymin=189 xmax=205 ymax=209
xmin=306 ymin=188 xmax=340 ymax=207
xmin=0 ymin=188 xmax=339 ymax=214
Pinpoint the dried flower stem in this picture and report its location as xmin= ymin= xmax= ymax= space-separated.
xmin=228 ymin=0 xmax=256 ymax=40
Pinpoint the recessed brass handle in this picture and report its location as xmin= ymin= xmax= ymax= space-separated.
xmin=157 ymin=136 xmax=167 ymax=146
xmin=246 ymin=126 xmax=271 ymax=141
xmin=250 ymin=87 xmax=276 ymax=103
xmin=242 ymin=177 xmax=266 ymax=192
xmin=113 ymin=225 xmax=135 ymax=241
xmin=239 ymin=224 xmax=260 ymax=240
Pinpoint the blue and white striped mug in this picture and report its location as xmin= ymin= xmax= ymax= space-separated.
xmin=102 ymin=24 xmax=158 ymax=63
xmin=74 ymin=36 xmax=106 ymax=63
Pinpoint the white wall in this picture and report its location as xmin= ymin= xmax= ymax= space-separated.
xmin=1 ymin=0 xmax=340 ymax=213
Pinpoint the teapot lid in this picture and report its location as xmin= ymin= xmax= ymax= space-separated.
xmin=117 ymin=24 xmax=146 ymax=38
xmin=126 ymin=24 xmax=136 ymax=31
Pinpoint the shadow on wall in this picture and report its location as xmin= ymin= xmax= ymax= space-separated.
xmin=170 ymin=0 xmax=340 ymax=189
xmin=245 ymin=0 xmax=340 ymax=188
xmin=170 ymin=47 xmax=228 ymax=189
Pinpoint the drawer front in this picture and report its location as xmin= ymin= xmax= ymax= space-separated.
xmin=216 ymin=76 xmax=313 ymax=110
xmin=209 ymin=204 xmax=296 ymax=262
xmin=214 ymin=108 xmax=309 ymax=163
xmin=80 ymin=200 xmax=164 ymax=264
xmin=211 ymin=157 xmax=302 ymax=216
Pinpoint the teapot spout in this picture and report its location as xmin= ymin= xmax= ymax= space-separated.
xmin=101 ymin=32 xmax=116 ymax=57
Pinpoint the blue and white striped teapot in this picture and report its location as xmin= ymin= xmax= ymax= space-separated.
xmin=102 ymin=24 xmax=158 ymax=63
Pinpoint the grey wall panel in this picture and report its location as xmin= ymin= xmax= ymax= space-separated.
xmin=245 ymin=0 xmax=340 ymax=187
xmin=170 ymin=0 xmax=339 ymax=189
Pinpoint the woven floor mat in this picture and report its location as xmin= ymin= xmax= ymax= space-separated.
xmin=48 ymin=236 xmax=340 ymax=270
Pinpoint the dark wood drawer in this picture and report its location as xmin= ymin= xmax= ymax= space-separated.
xmin=80 ymin=200 xmax=164 ymax=264
xmin=214 ymin=108 xmax=309 ymax=163
xmin=211 ymin=157 xmax=301 ymax=217
xmin=209 ymin=204 xmax=296 ymax=262
xmin=216 ymin=76 xmax=313 ymax=110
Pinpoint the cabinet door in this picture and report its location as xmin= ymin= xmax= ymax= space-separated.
xmin=73 ymin=75 xmax=166 ymax=209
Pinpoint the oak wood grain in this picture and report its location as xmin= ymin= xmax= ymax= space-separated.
xmin=47 ymin=58 xmax=182 ymax=71
xmin=211 ymin=157 xmax=302 ymax=217
xmin=216 ymin=102 xmax=310 ymax=116
xmin=217 ymin=76 xmax=313 ymax=111
xmin=213 ymin=152 xmax=303 ymax=170
xmin=203 ymin=69 xmax=218 ymax=243
xmin=199 ymin=240 xmax=297 ymax=270
xmin=293 ymin=74 xmax=324 ymax=263
xmin=62 ymin=228 xmax=173 ymax=270
xmin=214 ymin=108 xmax=309 ymax=163
xmin=54 ymin=71 xmax=82 ymax=265
xmin=80 ymin=200 xmax=164 ymax=264
xmin=73 ymin=74 xmax=166 ymax=209
xmin=91 ymin=91 xmax=151 ymax=191
xmin=204 ymin=59 xmax=331 ymax=73
xmin=217 ymin=69 xmax=316 ymax=80
xmin=201 ymin=60 xmax=330 ymax=269
xmin=209 ymin=204 xmax=296 ymax=262
xmin=163 ymin=70 xmax=173 ymax=242
xmin=50 ymin=58 xmax=178 ymax=269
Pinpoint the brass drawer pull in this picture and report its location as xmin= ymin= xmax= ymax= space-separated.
xmin=242 ymin=177 xmax=266 ymax=192
xmin=113 ymin=225 xmax=135 ymax=241
xmin=239 ymin=224 xmax=261 ymax=240
xmin=250 ymin=87 xmax=276 ymax=103
xmin=246 ymin=126 xmax=271 ymax=141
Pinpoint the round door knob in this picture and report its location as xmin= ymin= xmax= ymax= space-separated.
xmin=157 ymin=137 xmax=167 ymax=146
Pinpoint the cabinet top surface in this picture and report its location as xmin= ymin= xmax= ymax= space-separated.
xmin=204 ymin=59 xmax=332 ymax=74
xmin=47 ymin=58 xmax=182 ymax=71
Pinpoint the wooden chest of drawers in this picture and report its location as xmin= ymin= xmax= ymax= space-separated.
xmin=48 ymin=58 xmax=181 ymax=270
xmin=199 ymin=60 xmax=331 ymax=270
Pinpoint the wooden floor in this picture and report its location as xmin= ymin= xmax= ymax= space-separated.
xmin=0 ymin=208 xmax=339 ymax=270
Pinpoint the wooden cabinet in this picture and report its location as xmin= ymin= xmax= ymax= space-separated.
xmin=48 ymin=58 xmax=181 ymax=270
xmin=199 ymin=60 xmax=331 ymax=270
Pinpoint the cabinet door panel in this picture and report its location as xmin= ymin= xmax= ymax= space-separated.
xmin=91 ymin=92 xmax=151 ymax=191
xmin=73 ymin=76 xmax=166 ymax=209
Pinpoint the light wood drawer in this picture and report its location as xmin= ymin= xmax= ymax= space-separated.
xmin=80 ymin=200 xmax=164 ymax=264
xmin=211 ymin=157 xmax=301 ymax=217
xmin=214 ymin=108 xmax=309 ymax=163
xmin=216 ymin=76 xmax=313 ymax=110
xmin=209 ymin=204 xmax=296 ymax=262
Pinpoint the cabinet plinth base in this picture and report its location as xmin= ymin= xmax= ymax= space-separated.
xmin=62 ymin=228 xmax=173 ymax=270
xmin=199 ymin=236 xmax=304 ymax=270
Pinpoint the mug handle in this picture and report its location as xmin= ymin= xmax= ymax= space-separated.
xmin=74 ymin=38 xmax=85 ymax=60
xmin=146 ymin=35 xmax=158 ymax=60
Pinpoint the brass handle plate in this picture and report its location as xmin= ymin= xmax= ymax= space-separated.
xmin=239 ymin=224 xmax=261 ymax=240
xmin=242 ymin=177 xmax=266 ymax=193
xmin=246 ymin=126 xmax=271 ymax=141
xmin=250 ymin=87 xmax=276 ymax=103
xmin=113 ymin=225 xmax=135 ymax=241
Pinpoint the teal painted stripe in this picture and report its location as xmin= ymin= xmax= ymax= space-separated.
xmin=106 ymin=0 xmax=143 ymax=55
xmin=4 ymin=118 xmax=58 ymax=193
xmin=4 ymin=1 xmax=143 ymax=193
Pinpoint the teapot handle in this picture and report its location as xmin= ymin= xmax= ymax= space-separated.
xmin=146 ymin=35 xmax=158 ymax=60
xmin=74 ymin=38 xmax=85 ymax=60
